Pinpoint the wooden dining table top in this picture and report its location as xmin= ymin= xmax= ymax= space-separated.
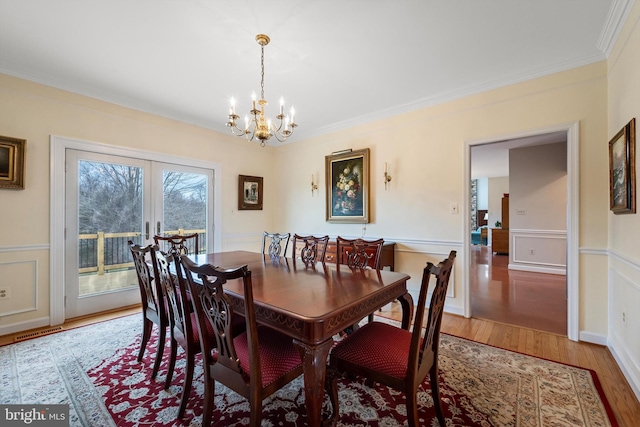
xmin=187 ymin=250 xmax=413 ymax=427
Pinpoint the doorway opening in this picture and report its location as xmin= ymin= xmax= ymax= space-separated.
xmin=464 ymin=123 xmax=579 ymax=341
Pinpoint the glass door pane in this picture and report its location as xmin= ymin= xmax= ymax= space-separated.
xmin=154 ymin=163 xmax=213 ymax=254
xmin=65 ymin=150 xmax=149 ymax=317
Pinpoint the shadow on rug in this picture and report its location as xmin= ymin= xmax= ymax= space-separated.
xmin=86 ymin=315 xmax=616 ymax=427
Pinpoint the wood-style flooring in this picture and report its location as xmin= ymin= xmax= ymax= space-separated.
xmin=2 ymin=303 xmax=639 ymax=425
xmin=470 ymin=244 xmax=567 ymax=335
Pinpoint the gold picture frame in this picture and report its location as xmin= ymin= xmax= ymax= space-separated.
xmin=0 ymin=135 xmax=26 ymax=190
xmin=609 ymin=118 xmax=636 ymax=214
xmin=238 ymin=175 xmax=263 ymax=210
xmin=325 ymin=148 xmax=370 ymax=223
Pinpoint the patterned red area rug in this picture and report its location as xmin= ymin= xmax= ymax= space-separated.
xmin=88 ymin=317 xmax=617 ymax=427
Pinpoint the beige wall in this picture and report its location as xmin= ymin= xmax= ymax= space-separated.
xmin=0 ymin=74 xmax=275 ymax=330
xmin=606 ymin=0 xmax=640 ymax=398
xmin=275 ymin=60 xmax=608 ymax=323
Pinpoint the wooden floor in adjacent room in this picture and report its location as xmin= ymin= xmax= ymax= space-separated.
xmin=470 ymin=244 xmax=568 ymax=335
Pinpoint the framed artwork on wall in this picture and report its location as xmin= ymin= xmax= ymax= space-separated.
xmin=325 ymin=148 xmax=370 ymax=223
xmin=609 ymin=118 xmax=636 ymax=214
xmin=238 ymin=175 xmax=263 ymax=210
xmin=0 ymin=135 xmax=26 ymax=190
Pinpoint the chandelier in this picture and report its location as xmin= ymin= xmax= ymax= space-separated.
xmin=226 ymin=34 xmax=297 ymax=146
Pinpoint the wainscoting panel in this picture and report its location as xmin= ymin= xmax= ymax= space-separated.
xmin=0 ymin=259 xmax=38 ymax=316
xmin=510 ymin=229 xmax=566 ymax=275
xmin=608 ymin=251 xmax=640 ymax=401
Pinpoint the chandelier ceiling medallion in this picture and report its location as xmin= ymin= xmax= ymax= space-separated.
xmin=227 ymin=34 xmax=297 ymax=146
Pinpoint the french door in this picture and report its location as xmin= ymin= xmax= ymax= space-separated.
xmin=64 ymin=149 xmax=213 ymax=318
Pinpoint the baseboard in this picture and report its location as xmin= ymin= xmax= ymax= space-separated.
xmin=0 ymin=316 xmax=50 ymax=337
xmin=578 ymin=330 xmax=608 ymax=346
xmin=508 ymin=263 xmax=566 ymax=275
xmin=608 ymin=332 xmax=640 ymax=402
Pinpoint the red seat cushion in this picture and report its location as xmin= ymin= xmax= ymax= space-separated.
xmin=233 ymin=326 xmax=302 ymax=388
xmin=331 ymin=321 xmax=412 ymax=380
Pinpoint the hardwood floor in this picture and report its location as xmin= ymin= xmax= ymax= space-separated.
xmin=2 ymin=303 xmax=639 ymax=425
xmin=470 ymin=244 xmax=567 ymax=335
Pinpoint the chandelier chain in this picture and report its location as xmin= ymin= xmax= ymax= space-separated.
xmin=260 ymin=44 xmax=265 ymax=101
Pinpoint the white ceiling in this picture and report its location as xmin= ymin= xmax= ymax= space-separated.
xmin=0 ymin=0 xmax=631 ymax=145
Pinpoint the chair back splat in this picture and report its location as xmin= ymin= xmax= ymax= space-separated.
xmin=128 ymin=241 xmax=168 ymax=379
xmin=261 ymin=231 xmax=291 ymax=257
xmin=178 ymin=255 xmax=304 ymax=427
xmin=153 ymin=233 xmax=199 ymax=256
xmin=336 ymin=236 xmax=384 ymax=270
xmin=328 ymin=250 xmax=457 ymax=427
xmin=292 ymin=234 xmax=329 ymax=267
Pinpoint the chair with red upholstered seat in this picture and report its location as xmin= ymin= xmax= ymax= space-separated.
xmin=291 ymin=234 xmax=329 ymax=267
xmin=327 ymin=250 xmax=456 ymax=427
xmin=153 ymin=233 xmax=199 ymax=256
xmin=336 ymin=236 xmax=385 ymax=325
xmin=261 ymin=231 xmax=291 ymax=257
xmin=149 ymin=245 xmax=208 ymax=419
xmin=178 ymin=255 xmax=304 ymax=427
xmin=128 ymin=241 xmax=169 ymax=379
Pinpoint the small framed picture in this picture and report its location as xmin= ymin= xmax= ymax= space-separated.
xmin=0 ymin=135 xmax=26 ymax=190
xmin=325 ymin=148 xmax=370 ymax=223
xmin=238 ymin=175 xmax=263 ymax=210
xmin=609 ymin=118 xmax=636 ymax=214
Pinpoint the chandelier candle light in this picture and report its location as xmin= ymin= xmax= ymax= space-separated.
xmin=227 ymin=34 xmax=297 ymax=146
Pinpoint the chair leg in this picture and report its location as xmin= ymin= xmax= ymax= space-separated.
xmin=138 ymin=317 xmax=152 ymax=362
xmin=429 ymin=366 xmax=446 ymax=427
xmin=249 ymin=396 xmax=262 ymax=427
xmin=151 ymin=325 xmax=166 ymax=379
xmin=406 ymin=388 xmax=420 ymax=427
xmin=177 ymin=349 xmax=195 ymax=419
xmin=164 ymin=337 xmax=178 ymax=390
xmin=201 ymin=376 xmax=215 ymax=427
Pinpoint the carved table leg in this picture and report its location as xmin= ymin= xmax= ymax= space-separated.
xmin=294 ymin=338 xmax=334 ymax=427
xmin=397 ymin=291 xmax=414 ymax=330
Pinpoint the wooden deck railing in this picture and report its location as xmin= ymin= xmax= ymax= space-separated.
xmin=78 ymin=228 xmax=206 ymax=275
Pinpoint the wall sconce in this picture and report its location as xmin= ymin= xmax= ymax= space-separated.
xmin=384 ymin=162 xmax=392 ymax=190
xmin=311 ymin=174 xmax=318 ymax=195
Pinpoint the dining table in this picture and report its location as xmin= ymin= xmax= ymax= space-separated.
xmin=188 ymin=250 xmax=413 ymax=427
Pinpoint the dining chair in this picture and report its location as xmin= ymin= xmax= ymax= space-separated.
xmin=292 ymin=234 xmax=329 ymax=267
xmin=335 ymin=236 xmax=384 ymax=270
xmin=128 ymin=241 xmax=169 ymax=379
xmin=153 ymin=232 xmax=199 ymax=256
xmin=178 ymin=255 xmax=304 ymax=427
xmin=261 ymin=231 xmax=291 ymax=257
xmin=336 ymin=236 xmax=385 ymax=327
xmin=327 ymin=250 xmax=457 ymax=427
xmin=148 ymin=245 xmax=208 ymax=419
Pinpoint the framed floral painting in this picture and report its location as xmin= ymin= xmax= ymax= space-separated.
xmin=609 ymin=118 xmax=636 ymax=214
xmin=325 ymin=148 xmax=369 ymax=223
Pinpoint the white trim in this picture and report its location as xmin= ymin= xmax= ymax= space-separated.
xmin=597 ymin=0 xmax=636 ymax=56
xmin=50 ymin=134 xmax=223 ymax=325
xmin=507 ymin=264 xmax=566 ymax=275
xmin=579 ymin=331 xmax=609 ymax=346
xmin=464 ymin=121 xmax=580 ymax=341
xmin=608 ymin=324 xmax=640 ymax=402
xmin=0 ymin=244 xmax=50 ymax=253
xmin=0 ymin=316 xmax=51 ymax=337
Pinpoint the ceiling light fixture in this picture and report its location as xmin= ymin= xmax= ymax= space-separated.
xmin=226 ymin=34 xmax=297 ymax=146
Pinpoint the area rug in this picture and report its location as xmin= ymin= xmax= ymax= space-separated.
xmin=1 ymin=314 xmax=617 ymax=427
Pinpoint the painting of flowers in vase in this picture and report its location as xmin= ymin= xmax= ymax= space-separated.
xmin=325 ymin=148 xmax=369 ymax=223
